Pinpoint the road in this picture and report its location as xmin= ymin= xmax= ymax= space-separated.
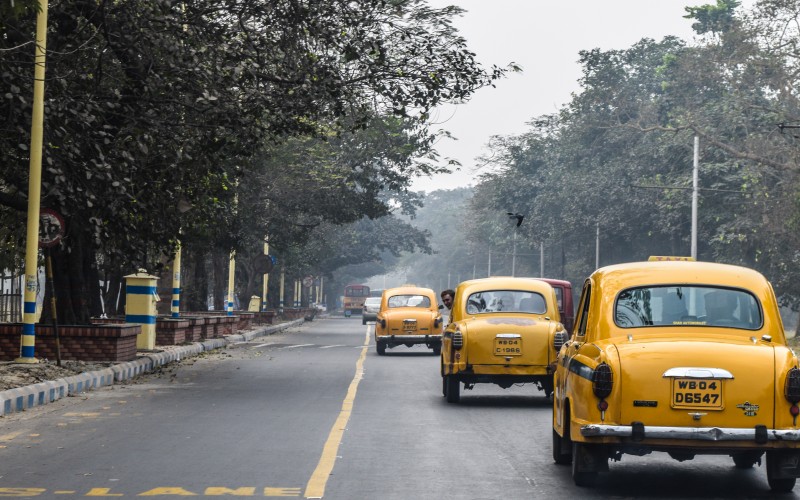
xmin=0 ymin=317 xmax=792 ymax=498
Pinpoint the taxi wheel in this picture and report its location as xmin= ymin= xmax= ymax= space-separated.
xmin=571 ymin=442 xmax=599 ymax=487
xmin=376 ymin=341 xmax=386 ymax=356
xmin=442 ymin=376 xmax=447 ymax=397
xmin=362 ymin=318 xmax=366 ymax=325
xmin=766 ymin=451 xmax=798 ymax=493
xmin=552 ymin=429 xmax=572 ymax=465
xmin=445 ymin=375 xmax=460 ymax=403
xmin=432 ymin=343 xmax=441 ymax=356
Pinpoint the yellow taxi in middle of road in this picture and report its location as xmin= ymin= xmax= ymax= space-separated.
xmin=375 ymin=286 xmax=443 ymax=356
xmin=441 ymin=277 xmax=568 ymax=403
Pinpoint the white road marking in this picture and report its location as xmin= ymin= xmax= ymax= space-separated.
xmin=279 ymin=344 xmax=315 ymax=349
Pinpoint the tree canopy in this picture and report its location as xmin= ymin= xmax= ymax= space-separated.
xmin=446 ymin=0 xmax=800 ymax=314
xmin=0 ymin=0 xmax=511 ymax=321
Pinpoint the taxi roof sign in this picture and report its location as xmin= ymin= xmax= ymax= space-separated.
xmin=648 ymin=256 xmax=696 ymax=262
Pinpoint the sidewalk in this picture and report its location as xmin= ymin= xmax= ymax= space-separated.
xmin=0 ymin=318 xmax=306 ymax=417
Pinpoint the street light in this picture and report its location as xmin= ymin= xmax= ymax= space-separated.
xmin=506 ymin=212 xmax=525 ymax=277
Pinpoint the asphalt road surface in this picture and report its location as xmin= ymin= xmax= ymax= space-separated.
xmin=0 ymin=317 xmax=794 ymax=498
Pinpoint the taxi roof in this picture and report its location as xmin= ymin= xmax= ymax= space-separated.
xmin=591 ymin=260 xmax=770 ymax=291
xmin=382 ymin=286 xmax=436 ymax=297
xmin=456 ymin=276 xmax=556 ymax=295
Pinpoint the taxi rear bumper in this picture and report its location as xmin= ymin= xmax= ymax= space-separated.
xmin=377 ymin=334 xmax=442 ymax=344
xmin=582 ymin=424 xmax=800 ymax=442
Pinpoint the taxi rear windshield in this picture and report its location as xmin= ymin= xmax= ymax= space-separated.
xmin=615 ymin=286 xmax=762 ymax=329
xmin=465 ymin=290 xmax=547 ymax=314
xmin=388 ymin=295 xmax=431 ymax=308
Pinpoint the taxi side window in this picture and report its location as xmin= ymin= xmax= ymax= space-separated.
xmin=575 ymin=283 xmax=592 ymax=338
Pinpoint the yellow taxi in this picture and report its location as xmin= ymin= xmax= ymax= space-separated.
xmin=440 ymin=277 xmax=568 ymax=403
xmin=553 ymin=260 xmax=800 ymax=491
xmin=374 ymin=286 xmax=443 ymax=355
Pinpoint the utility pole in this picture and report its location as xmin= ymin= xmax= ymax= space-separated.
xmin=511 ymin=230 xmax=517 ymax=277
xmin=692 ymin=135 xmax=699 ymax=260
xmin=596 ymin=222 xmax=600 ymax=269
xmin=540 ymin=241 xmax=544 ymax=277
xmin=18 ymin=2 xmax=50 ymax=363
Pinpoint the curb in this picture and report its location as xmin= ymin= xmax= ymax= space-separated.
xmin=0 ymin=318 xmax=305 ymax=417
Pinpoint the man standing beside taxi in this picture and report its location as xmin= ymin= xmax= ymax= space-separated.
xmin=440 ymin=289 xmax=454 ymax=326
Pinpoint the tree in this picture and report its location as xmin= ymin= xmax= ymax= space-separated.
xmin=0 ymin=1 xmax=510 ymax=322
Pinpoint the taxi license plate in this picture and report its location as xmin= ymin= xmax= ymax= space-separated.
xmin=403 ymin=320 xmax=417 ymax=332
xmin=494 ymin=336 xmax=522 ymax=356
xmin=672 ymin=378 xmax=723 ymax=409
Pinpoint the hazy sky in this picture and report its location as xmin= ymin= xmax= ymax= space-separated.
xmin=410 ymin=1 xmax=748 ymax=193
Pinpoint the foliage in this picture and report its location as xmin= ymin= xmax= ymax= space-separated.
xmin=457 ymin=0 xmax=800 ymax=311
xmin=0 ymin=0 xmax=508 ymax=321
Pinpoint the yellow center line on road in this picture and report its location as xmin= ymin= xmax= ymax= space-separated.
xmin=0 ymin=430 xmax=26 ymax=442
xmin=304 ymin=326 xmax=371 ymax=499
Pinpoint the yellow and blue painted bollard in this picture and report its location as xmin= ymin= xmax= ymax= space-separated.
xmin=171 ymin=243 xmax=181 ymax=318
xmin=124 ymin=271 xmax=159 ymax=350
xmin=227 ymin=251 xmax=235 ymax=316
xmin=279 ymin=269 xmax=285 ymax=311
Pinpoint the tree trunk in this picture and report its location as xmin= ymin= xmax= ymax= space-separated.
xmin=212 ymin=250 xmax=227 ymax=311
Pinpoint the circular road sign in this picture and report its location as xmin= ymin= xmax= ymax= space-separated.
xmin=39 ymin=208 xmax=65 ymax=248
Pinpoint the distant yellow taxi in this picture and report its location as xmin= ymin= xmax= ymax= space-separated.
xmin=553 ymin=260 xmax=800 ymax=491
xmin=441 ymin=277 xmax=568 ymax=403
xmin=374 ymin=286 xmax=442 ymax=355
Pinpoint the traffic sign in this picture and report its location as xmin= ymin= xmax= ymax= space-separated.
xmin=39 ymin=208 xmax=65 ymax=248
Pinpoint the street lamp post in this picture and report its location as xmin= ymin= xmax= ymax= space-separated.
xmin=506 ymin=212 xmax=524 ymax=277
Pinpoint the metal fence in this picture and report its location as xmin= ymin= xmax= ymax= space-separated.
xmin=0 ymin=273 xmax=22 ymax=323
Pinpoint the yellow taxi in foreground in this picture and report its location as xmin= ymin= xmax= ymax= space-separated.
xmin=553 ymin=260 xmax=800 ymax=491
xmin=374 ymin=286 xmax=442 ymax=355
xmin=441 ymin=277 xmax=568 ymax=403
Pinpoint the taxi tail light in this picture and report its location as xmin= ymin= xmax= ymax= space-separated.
xmin=592 ymin=363 xmax=613 ymax=399
xmin=784 ymin=367 xmax=800 ymax=403
xmin=453 ymin=330 xmax=463 ymax=349
xmin=553 ymin=330 xmax=568 ymax=352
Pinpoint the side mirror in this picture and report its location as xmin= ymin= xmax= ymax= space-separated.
xmin=438 ymin=304 xmax=444 ymax=310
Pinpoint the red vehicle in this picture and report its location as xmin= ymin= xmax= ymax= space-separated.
xmin=535 ymin=278 xmax=574 ymax=333
xmin=343 ymin=284 xmax=370 ymax=316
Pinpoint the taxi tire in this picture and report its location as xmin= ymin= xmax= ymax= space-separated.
xmin=445 ymin=375 xmax=460 ymax=403
xmin=442 ymin=376 xmax=447 ymax=397
xmin=552 ymin=429 xmax=572 ymax=465
xmin=432 ymin=343 xmax=441 ymax=356
xmin=376 ymin=340 xmax=386 ymax=356
xmin=571 ymin=442 xmax=599 ymax=487
xmin=766 ymin=451 xmax=798 ymax=493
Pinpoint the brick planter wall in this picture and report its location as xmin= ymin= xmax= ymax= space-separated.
xmin=217 ymin=316 xmax=236 ymax=336
xmin=235 ymin=312 xmax=254 ymax=331
xmin=253 ymin=311 xmax=276 ymax=325
xmin=181 ymin=317 xmax=206 ymax=342
xmin=0 ymin=323 xmax=140 ymax=362
xmin=155 ymin=318 xmax=189 ymax=345
xmin=201 ymin=316 xmax=220 ymax=339
xmin=281 ymin=308 xmax=314 ymax=320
